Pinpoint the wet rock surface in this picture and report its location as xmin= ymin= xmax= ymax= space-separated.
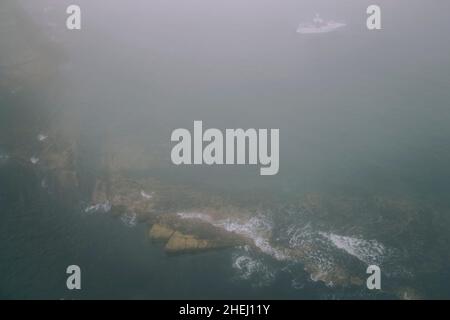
xmin=165 ymin=231 xmax=222 ymax=253
xmin=149 ymin=224 xmax=175 ymax=242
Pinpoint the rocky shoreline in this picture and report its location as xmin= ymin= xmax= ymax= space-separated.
xmin=32 ymin=125 xmax=442 ymax=299
xmin=3 ymin=115 xmax=430 ymax=299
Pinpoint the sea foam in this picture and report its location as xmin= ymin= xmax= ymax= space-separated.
xmin=84 ymin=201 xmax=112 ymax=214
xmin=120 ymin=212 xmax=137 ymax=227
xmin=319 ymin=232 xmax=386 ymax=266
xmin=177 ymin=212 xmax=288 ymax=261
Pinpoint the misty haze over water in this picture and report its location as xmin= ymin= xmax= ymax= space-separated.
xmin=1 ymin=0 xmax=450 ymax=299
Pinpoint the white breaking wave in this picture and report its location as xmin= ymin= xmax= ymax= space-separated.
xmin=287 ymin=224 xmax=314 ymax=249
xmin=177 ymin=212 xmax=289 ymax=261
xmin=216 ymin=216 xmax=289 ymax=261
xmin=120 ymin=212 xmax=137 ymax=227
xmin=84 ymin=201 xmax=112 ymax=214
xmin=286 ymin=224 xmax=337 ymax=282
xmin=177 ymin=212 xmax=213 ymax=222
xmin=178 ymin=212 xmax=388 ymax=266
xmin=232 ymin=255 xmax=262 ymax=280
xmin=178 ymin=211 xmax=398 ymax=288
xmin=140 ymin=190 xmax=153 ymax=199
xmin=30 ymin=156 xmax=39 ymax=164
xmin=37 ymin=134 xmax=48 ymax=142
xmin=319 ymin=232 xmax=386 ymax=265
xmin=232 ymin=253 xmax=275 ymax=286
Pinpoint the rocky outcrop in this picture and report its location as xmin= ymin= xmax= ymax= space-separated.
xmin=165 ymin=231 xmax=218 ymax=253
xmin=148 ymin=213 xmax=250 ymax=254
xmin=149 ymin=224 xmax=175 ymax=242
xmin=89 ymin=174 xmax=158 ymax=222
xmin=89 ymin=173 xmax=249 ymax=254
xmin=40 ymin=141 xmax=79 ymax=192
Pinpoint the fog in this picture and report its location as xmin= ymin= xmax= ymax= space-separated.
xmin=12 ymin=0 xmax=450 ymax=198
xmin=2 ymin=0 xmax=450 ymax=299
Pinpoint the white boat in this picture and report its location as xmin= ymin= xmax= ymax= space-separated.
xmin=297 ymin=14 xmax=346 ymax=34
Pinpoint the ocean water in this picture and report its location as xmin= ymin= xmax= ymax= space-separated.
xmin=0 ymin=164 xmax=388 ymax=299
xmin=1 ymin=0 xmax=450 ymax=299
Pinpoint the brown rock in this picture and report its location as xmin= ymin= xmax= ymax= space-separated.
xmin=165 ymin=231 xmax=215 ymax=253
xmin=149 ymin=224 xmax=175 ymax=242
